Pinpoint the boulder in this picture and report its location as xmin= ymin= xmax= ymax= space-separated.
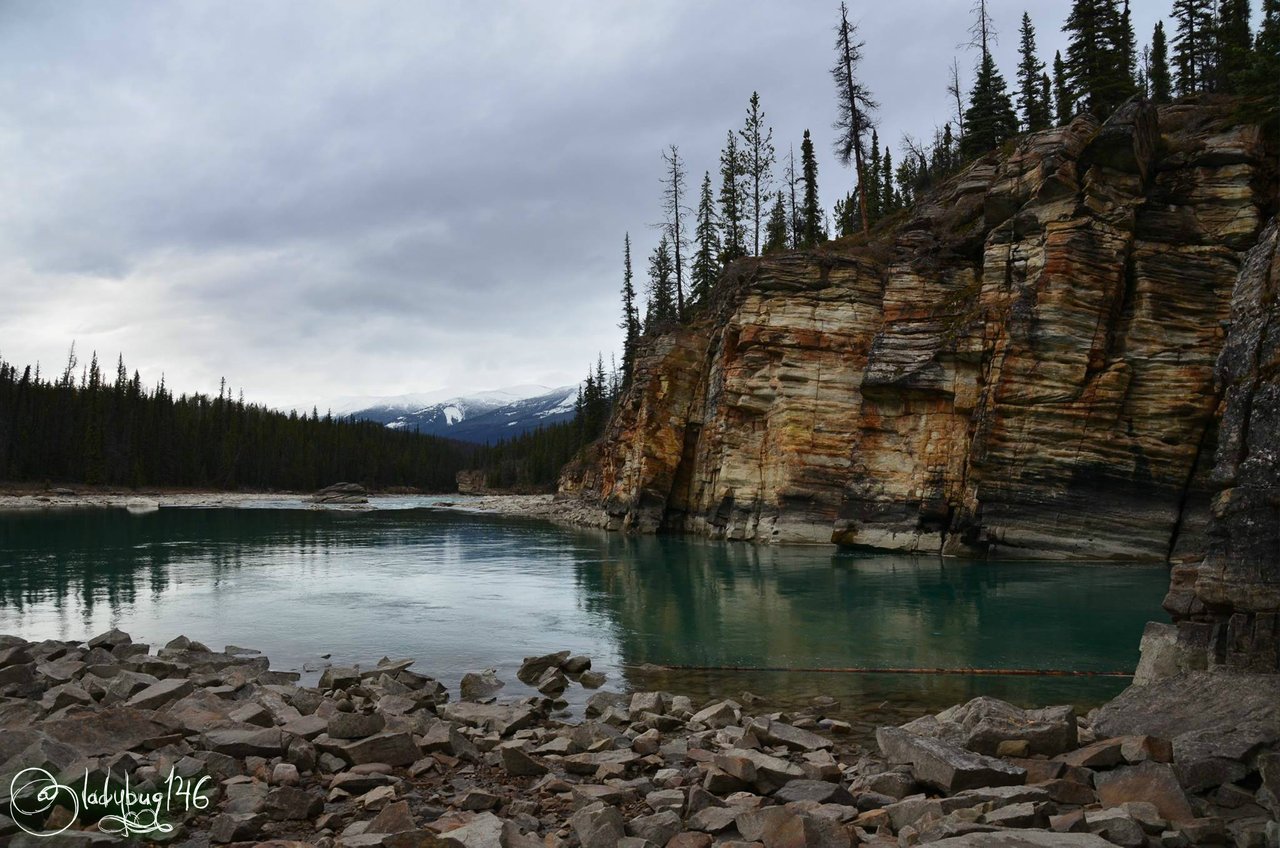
xmin=925 ymin=833 xmax=1115 ymax=847
xmin=327 ymin=712 xmax=386 ymax=739
xmin=459 ymin=670 xmax=504 ymax=701
xmin=125 ymin=677 xmax=194 ymax=710
xmin=902 ymin=697 xmax=1077 ymax=757
xmin=876 ymin=726 xmax=1025 ymax=794
xmin=1095 ymin=761 xmax=1196 ymax=823
xmin=439 ymin=702 xmax=536 ymax=736
xmin=516 ymin=651 xmax=570 ymax=685
xmin=568 ymin=801 xmax=625 ymax=848
xmin=747 ymin=717 xmax=833 ymax=752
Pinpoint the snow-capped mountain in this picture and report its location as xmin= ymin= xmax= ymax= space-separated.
xmin=321 ymin=384 xmax=579 ymax=444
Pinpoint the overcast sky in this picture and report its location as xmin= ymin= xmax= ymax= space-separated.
xmin=0 ymin=1 xmax=1182 ymax=408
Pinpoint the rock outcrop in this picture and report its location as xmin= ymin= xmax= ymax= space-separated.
xmin=562 ymin=99 xmax=1277 ymax=561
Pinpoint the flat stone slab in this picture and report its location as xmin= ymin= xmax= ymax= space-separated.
xmin=877 ymin=726 xmax=1026 ymax=794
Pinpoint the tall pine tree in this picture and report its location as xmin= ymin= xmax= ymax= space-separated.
xmin=1214 ymin=0 xmax=1254 ymax=93
xmin=1053 ymin=50 xmax=1074 ymax=123
xmin=1017 ymin=12 xmax=1051 ymax=131
xmin=659 ymin=145 xmax=688 ymax=318
xmin=1063 ymin=0 xmax=1133 ymax=119
xmin=690 ymin=172 xmax=720 ymax=306
xmin=1172 ymin=0 xmax=1216 ymax=95
xmin=1234 ymin=0 xmax=1279 ymax=129
xmin=619 ymin=233 xmax=640 ymax=386
xmin=799 ymin=130 xmax=823 ymax=248
xmin=961 ymin=1 xmax=1017 ymax=157
xmin=831 ymin=1 xmax=878 ymax=234
xmin=645 ymin=235 xmax=677 ymax=330
xmin=1150 ymin=21 xmax=1173 ymax=102
xmin=718 ymin=131 xmax=747 ymax=266
xmin=739 ymin=92 xmax=776 ymax=256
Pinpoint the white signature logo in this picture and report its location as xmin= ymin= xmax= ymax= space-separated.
xmin=9 ymin=766 xmax=212 ymax=838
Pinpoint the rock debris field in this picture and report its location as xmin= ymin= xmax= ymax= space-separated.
xmin=0 ymin=629 xmax=1276 ymax=847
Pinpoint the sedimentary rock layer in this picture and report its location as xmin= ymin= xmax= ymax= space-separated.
xmin=564 ymin=100 xmax=1277 ymax=560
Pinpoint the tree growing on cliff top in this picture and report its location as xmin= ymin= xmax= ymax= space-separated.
xmin=785 ymin=145 xmax=801 ymax=250
xmin=718 ymin=131 xmax=747 ymax=266
xmin=659 ymin=145 xmax=688 ymax=318
xmin=1234 ymin=0 xmax=1278 ymax=129
xmin=1214 ymin=0 xmax=1255 ymax=93
xmin=1172 ymin=0 xmax=1216 ymax=95
xmin=799 ymin=129 xmax=824 ymax=248
xmin=961 ymin=0 xmax=1017 ymax=157
xmin=1063 ymin=0 xmax=1135 ymax=119
xmin=690 ymin=171 xmax=720 ymax=307
xmin=619 ymin=233 xmax=640 ymax=388
xmin=762 ymin=192 xmax=789 ymax=255
xmin=739 ymin=92 xmax=776 ymax=257
xmin=645 ymin=235 xmax=677 ymax=331
xmin=831 ymin=1 xmax=877 ymax=235
xmin=1150 ymin=21 xmax=1173 ymax=103
xmin=1016 ymin=12 xmax=1052 ymax=132
xmin=1052 ymin=50 xmax=1074 ymax=124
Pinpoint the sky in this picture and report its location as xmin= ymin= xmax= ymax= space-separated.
xmin=0 ymin=0 xmax=1182 ymax=409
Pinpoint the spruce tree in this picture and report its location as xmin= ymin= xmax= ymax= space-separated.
xmin=718 ymin=131 xmax=747 ymax=266
xmin=762 ymin=192 xmax=789 ymax=254
xmin=1234 ymin=0 xmax=1279 ymax=128
xmin=799 ymin=130 xmax=823 ymax=248
xmin=1172 ymin=0 xmax=1216 ymax=95
xmin=1112 ymin=0 xmax=1137 ymax=96
xmin=1017 ymin=12 xmax=1051 ymax=131
xmin=1214 ymin=0 xmax=1254 ymax=93
xmin=962 ymin=2 xmax=1018 ymax=159
xmin=1064 ymin=0 xmax=1132 ymax=119
xmin=645 ymin=235 xmax=677 ymax=330
xmin=690 ymin=172 xmax=720 ymax=306
xmin=881 ymin=149 xmax=895 ymax=215
xmin=619 ymin=233 xmax=640 ymax=386
xmin=866 ymin=130 xmax=883 ymax=225
xmin=831 ymin=1 xmax=878 ymax=234
xmin=1150 ymin=21 xmax=1173 ymax=102
xmin=1053 ymin=50 xmax=1074 ymax=123
xmin=659 ymin=145 xmax=688 ymax=318
xmin=739 ymin=92 xmax=775 ymax=256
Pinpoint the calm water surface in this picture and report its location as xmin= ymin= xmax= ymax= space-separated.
xmin=0 ymin=503 xmax=1169 ymax=734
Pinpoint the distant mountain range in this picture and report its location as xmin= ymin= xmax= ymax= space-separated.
xmin=312 ymin=384 xmax=579 ymax=444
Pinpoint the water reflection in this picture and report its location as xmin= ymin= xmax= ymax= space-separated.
xmin=0 ymin=507 xmax=1167 ymax=728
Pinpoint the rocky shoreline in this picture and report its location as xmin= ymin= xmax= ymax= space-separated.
xmin=1 ymin=630 xmax=1276 ymax=848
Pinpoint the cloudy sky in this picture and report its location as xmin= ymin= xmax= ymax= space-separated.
xmin=0 ymin=1 xmax=1178 ymax=408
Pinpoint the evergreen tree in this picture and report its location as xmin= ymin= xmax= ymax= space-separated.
xmin=1113 ymin=0 xmax=1138 ymax=95
xmin=645 ymin=235 xmax=677 ymax=330
xmin=690 ymin=172 xmax=720 ymax=307
xmin=881 ymin=149 xmax=896 ymax=215
xmin=1053 ymin=50 xmax=1074 ymax=123
xmin=738 ymin=92 xmax=776 ymax=256
xmin=659 ymin=145 xmax=688 ymax=318
xmin=865 ymin=130 xmax=883 ymax=224
xmin=762 ymin=192 xmax=790 ymax=254
xmin=962 ymin=1 xmax=1018 ymax=157
xmin=619 ymin=233 xmax=641 ymax=387
xmin=1214 ymin=0 xmax=1254 ymax=93
xmin=1234 ymin=0 xmax=1279 ymax=128
xmin=1017 ymin=12 xmax=1051 ymax=131
xmin=1063 ymin=0 xmax=1133 ymax=119
xmin=799 ymin=130 xmax=823 ymax=248
xmin=1150 ymin=21 xmax=1173 ymax=102
xmin=831 ymin=1 xmax=878 ymax=234
xmin=718 ymin=131 xmax=747 ymax=265
xmin=786 ymin=145 xmax=802 ymax=249
xmin=1172 ymin=0 xmax=1216 ymax=95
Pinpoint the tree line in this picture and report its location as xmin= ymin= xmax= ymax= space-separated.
xmin=616 ymin=0 xmax=1278 ymax=389
xmin=0 ymin=347 xmax=472 ymax=492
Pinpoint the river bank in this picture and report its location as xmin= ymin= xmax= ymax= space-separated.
xmin=0 ymin=630 xmax=1275 ymax=847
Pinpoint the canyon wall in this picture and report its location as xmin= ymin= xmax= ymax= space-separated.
xmin=562 ymin=99 xmax=1277 ymax=562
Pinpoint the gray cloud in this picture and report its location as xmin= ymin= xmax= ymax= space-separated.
xmin=0 ymin=0 xmax=1179 ymax=407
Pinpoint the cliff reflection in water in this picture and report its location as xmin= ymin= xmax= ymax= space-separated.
xmin=0 ymin=507 xmax=1168 ymax=721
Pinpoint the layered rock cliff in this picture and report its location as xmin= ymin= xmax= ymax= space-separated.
xmin=562 ymin=99 xmax=1278 ymax=562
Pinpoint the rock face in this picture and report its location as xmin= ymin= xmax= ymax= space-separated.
xmin=562 ymin=100 xmax=1277 ymax=560
xmin=1161 ymin=217 xmax=1280 ymax=670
